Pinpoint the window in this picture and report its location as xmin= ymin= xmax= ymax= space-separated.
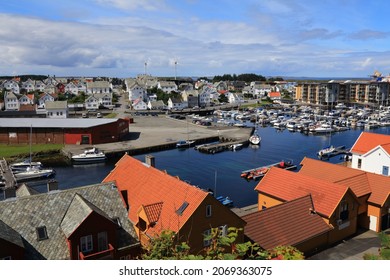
xmin=218 ymin=225 xmax=228 ymax=237
xmin=80 ymin=235 xmax=93 ymax=253
xmin=36 ymin=226 xmax=48 ymax=241
xmin=203 ymin=229 xmax=212 ymax=247
xmin=206 ymin=205 xmax=212 ymax=217
xmin=357 ymin=158 xmax=362 ymax=169
xmin=97 ymin=232 xmax=108 ymax=251
xmin=339 ymin=201 xmax=349 ymax=221
xmin=383 ymin=166 xmax=389 ymax=176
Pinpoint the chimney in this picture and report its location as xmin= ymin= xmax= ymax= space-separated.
xmin=47 ymin=179 xmax=59 ymax=192
xmin=4 ymin=187 xmax=16 ymax=199
xmin=145 ymin=155 xmax=155 ymax=167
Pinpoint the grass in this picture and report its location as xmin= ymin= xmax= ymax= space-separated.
xmin=105 ymin=112 xmax=118 ymax=118
xmin=0 ymin=144 xmax=64 ymax=158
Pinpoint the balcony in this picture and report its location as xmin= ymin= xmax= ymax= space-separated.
xmin=79 ymin=244 xmax=115 ymax=260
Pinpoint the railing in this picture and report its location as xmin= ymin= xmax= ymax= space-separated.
xmin=79 ymin=244 xmax=115 ymax=260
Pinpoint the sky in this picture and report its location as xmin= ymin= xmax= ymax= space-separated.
xmin=0 ymin=0 xmax=389 ymax=78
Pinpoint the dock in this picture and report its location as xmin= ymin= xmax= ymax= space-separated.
xmin=197 ymin=139 xmax=249 ymax=154
xmin=241 ymin=160 xmax=297 ymax=180
xmin=0 ymin=158 xmax=17 ymax=190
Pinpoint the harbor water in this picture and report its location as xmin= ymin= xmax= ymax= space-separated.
xmin=22 ymin=125 xmax=390 ymax=208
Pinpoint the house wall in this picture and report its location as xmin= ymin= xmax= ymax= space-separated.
xmin=353 ymin=148 xmax=390 ymax=175
xmin=326 ymin=191 xmax=359 ymax=245
xmin=68 ymin=212 xmax=117 ymax=260
xmin=294 ymin=232 xmax=329 ymax=258
xmin=0 ymin=240 xmax=24 ymax=260
xmin=179 ymin=196 xmax=246 ymax=254
xmin=257 ymin=193 xmax=284 ymax=210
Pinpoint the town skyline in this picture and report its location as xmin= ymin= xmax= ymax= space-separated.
xmin=1 ymin=1 xmax=389 ymax=78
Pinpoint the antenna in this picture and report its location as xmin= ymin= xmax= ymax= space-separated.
xmin=144 ymin=61 xmax=148 ymax=75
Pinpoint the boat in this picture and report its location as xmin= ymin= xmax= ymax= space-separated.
xmin=229 ymin=143 xmax=243 ymax=151
xmin=317 ymin=145 xmax=346 ymax=158
xmin=176 ymin=140 xmax=195 ymax=148
xmin=249 ymin=130 xmax=261 ymax=145
xmin=10 ymin=160 xmax=42 ymax=172
xmin=216 ymin=196 xmax=234 ymax=208
xmin=14 ymin=166 xmax=55 ymax=181
xmin=241 ymin=160 xmax=297 ymax=180
xmin=71 ymin=147 xmax=107 ymax=163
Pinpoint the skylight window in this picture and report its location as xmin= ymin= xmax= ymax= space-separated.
xmin=36 ymin=226 xmax=48 ymax=241
xmin=176 ymin=201 xmax=189 ymax=216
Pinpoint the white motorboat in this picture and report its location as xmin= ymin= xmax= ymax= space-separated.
xmin=71 ymin=147 xmax=107 ymax=163
xmin=229 ymin=143 xmax=243 ymax=151
xmin=249 ymin=129 xmax=261 ymax=145
xmin=317 ymin=145 xmax=336 ymax=157
xmin=176 ymin=140 xmax=195 ymax=148
xmin=14 ymin=166 xmax=55 ymax=181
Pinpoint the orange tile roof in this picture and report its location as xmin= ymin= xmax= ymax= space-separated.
xmin=243 ymin=195 xmax=332 ymax=250
xmin=299 ymin=157 xmax=390 ymax=206
xmin=103 ymin=154 xmax=208 ymax=236
xmin=143 ymin=202 xmax=163 ymax=224
xmin=269 ymin=92 xmax=281 ymax=98
xmin=299 ymin=157 xmax=371 ymax=197
xmin=350 ymin=132 xmax=390 ymax=155
xmin=255 ymin=167 xmax=350 ymax=218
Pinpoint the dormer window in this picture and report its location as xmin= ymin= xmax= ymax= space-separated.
xmin=36 ymin=226 xmax=48 ymax=241
xmin=206 ymin=205 xmax=212 ymax=217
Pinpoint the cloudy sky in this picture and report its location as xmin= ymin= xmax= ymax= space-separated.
xmin=0 ymin=0 xmax=389 ymax=78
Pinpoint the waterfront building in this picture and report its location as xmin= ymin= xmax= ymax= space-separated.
xmin=45 ymin=101 xmax=68 ymax=119
xmin=243 ymin=195 xmax=332 ymax=257
xmin=299 ymin=157 xmax=390 ymax=232
xmin=0 ymin=182 xmax=140 ymax=260
xmin=255 ymin=166 xmax=360 ymax=245
xmin=349 ymin=131 xmax=390 ymax=176
xmin=0 ymin=118 xmax=130 ymax=145
xmin=102 ymin=154 xmax=246 ymax=254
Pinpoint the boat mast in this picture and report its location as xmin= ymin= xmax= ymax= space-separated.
xmin=29 ymin=124 xmax=32 ymax=166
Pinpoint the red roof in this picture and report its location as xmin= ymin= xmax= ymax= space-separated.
xmin=255 ymin=167 xmax=351 ymax=218
xmin=269 ymin=92 xmax=281 ymax=98
xmin=243 ymin=195 xmax=332 ymax=250
xmin=350 ymin=132 xmax=390 ymax=155
xmin=103 ymin=154 xmax=209 ymax=236
xmin=299 ymin=157 xmax=390 ymax=206
xmin=299 ymin=157 xmax=371 ymax=197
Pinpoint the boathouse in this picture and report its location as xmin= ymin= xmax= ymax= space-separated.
xmin=0 ymin=118 xmax=129 ymax=145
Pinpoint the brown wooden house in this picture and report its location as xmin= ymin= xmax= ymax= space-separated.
xmin=103 ymin=154 xmax=246 ymax=254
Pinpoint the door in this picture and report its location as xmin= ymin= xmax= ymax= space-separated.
xmin=81 ymin=135 xmax=90 ymax=144
xmin=369 ymin=215 xmax=377 ymax=231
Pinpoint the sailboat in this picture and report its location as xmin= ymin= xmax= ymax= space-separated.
xmin=249 ymin=113 xmax=261 ymax=145
xmin=12 ymin=125 xmax=56 ymax=181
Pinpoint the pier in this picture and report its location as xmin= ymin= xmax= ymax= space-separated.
xmin=0 ymin=158 xmax=17 ymax=190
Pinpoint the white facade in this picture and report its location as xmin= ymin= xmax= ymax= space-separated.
xmin=19 ymin=94 xmax=34 ymax=105
xmin=351 ymin=146 xmax=390 ymax=176
xmin=2 ymin=80 xmax=20 ymax=94
xmin=65 ymin=82 xmax=79 ymax=95
xmin=85 ymin=95 xmax=100 ymax=110
xmin=4 ymin=92 xmax=20 ymax=111
xmin=21 ymin=79 xmax=35 ymax=92
xmin=158 ymin=81 xmax=178 ymax=93
xmin=129 ymin=83 xmax=146 ymax=102
xmin=38 ymin=93 xmax=55 ymax=108
xmin=132 ymin=99 xmax=148 ymax=110
xmin=45 ymin=101 xmax=68 ymax=119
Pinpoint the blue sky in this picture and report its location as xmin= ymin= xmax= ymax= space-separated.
xmin=0 ymin=0 xmax=389 ymax=78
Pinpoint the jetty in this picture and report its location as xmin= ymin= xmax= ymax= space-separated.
xmin=197 ymin=140 xmax=248 ymax=154
xmin=241 ymin=160 xmax=297 ymax=180
xmin=0 ymin=158 xmax=17 ymax=190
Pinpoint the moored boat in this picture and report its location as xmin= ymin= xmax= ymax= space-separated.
xmin=176 ymin=140 xmax=195 ymax=148
xmin=72 ymin=147 xmax=106 ymax=163
xmin=10 ymin=160 xmax=42 ymax=172
xmin=14 ymin=166 xmax=55 ymax=181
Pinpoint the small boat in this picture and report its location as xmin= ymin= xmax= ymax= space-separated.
xmin=317 ymin=145 xmax=346 ymax=158
xmin=176 ymin=140 xmax=195 ymax=148
xmin=10 ymin=160 xmax=42 ymax=172
xmin=14 ymin=166 xmax=55 ymax=181
xmin=249 ymin=131 xmax=261 ymax=145
xmin=229 ymin=143 xmax=243 ymax=151
xmin=72 ymin=147 xmax=106 ymax=163
xmin=216 ymin=196 xmax=234 ymax=208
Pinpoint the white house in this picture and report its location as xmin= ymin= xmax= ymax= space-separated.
xmin=198 ymin=90 xmax=211 ymax=107
xmin=19 ymin=93 xmax=35 ymax=105
xmin=227 ymin=92 xmax=243 ymax=104
xmin=2 ymin=80 xmax=20 ymax=94
xmin=350 ymin=131 xmax=390 ymax=176
xmin=95 ymin=93 xmax=113 ymax=108
xmin=35 ymin=80 xmax=46 ymax=92
xmin=45 ymin=101 xmax=68 ymax=119
xmin=65 ymin=82 xmax=79 ymax=95
xmin=181 ymin=90 xmax=199 ymax=108
xmin=147 ymin=100 xmax=166 ymax=110
xmin=21 ymin=79 xmax=35 ymax=92
xmin=158 ymin=81 xmax=177 ymax=93
xmin=38 ymin=93 xmax=55 ymax=108
xmin=86 ymin=81 xmax=112 ymax=95
xmin=132 ymin=98 xmax=148 ymax=110
xmin=85 ymin=95 xmax=100 ymax=110
xmin=4 ymin=92 xmax=20 ymax=111
xmin=128 ymin=82 xmax=147 ymax=102
xmin=167 ymin=97 xmax=186 ymax=110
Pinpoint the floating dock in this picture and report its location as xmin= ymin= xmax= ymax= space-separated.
xmin=241 ymin=160 xmax=297 ymax=180
xmin=0 ymin=159 xmax=17 ymax=189
xmin=197 ymin=140 xmax=248 ymax=154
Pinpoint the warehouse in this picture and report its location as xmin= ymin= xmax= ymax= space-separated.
xmin=0 ymin=118 xmax=129 ymax=145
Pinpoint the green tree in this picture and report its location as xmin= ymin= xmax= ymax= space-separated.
xmin=218 ymin=94 xmax=228 ymax=104
xmin=141 ymin=227 xmax=304 ymax=260
xmin=364 ymin=232 xmax=390 ymax=260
